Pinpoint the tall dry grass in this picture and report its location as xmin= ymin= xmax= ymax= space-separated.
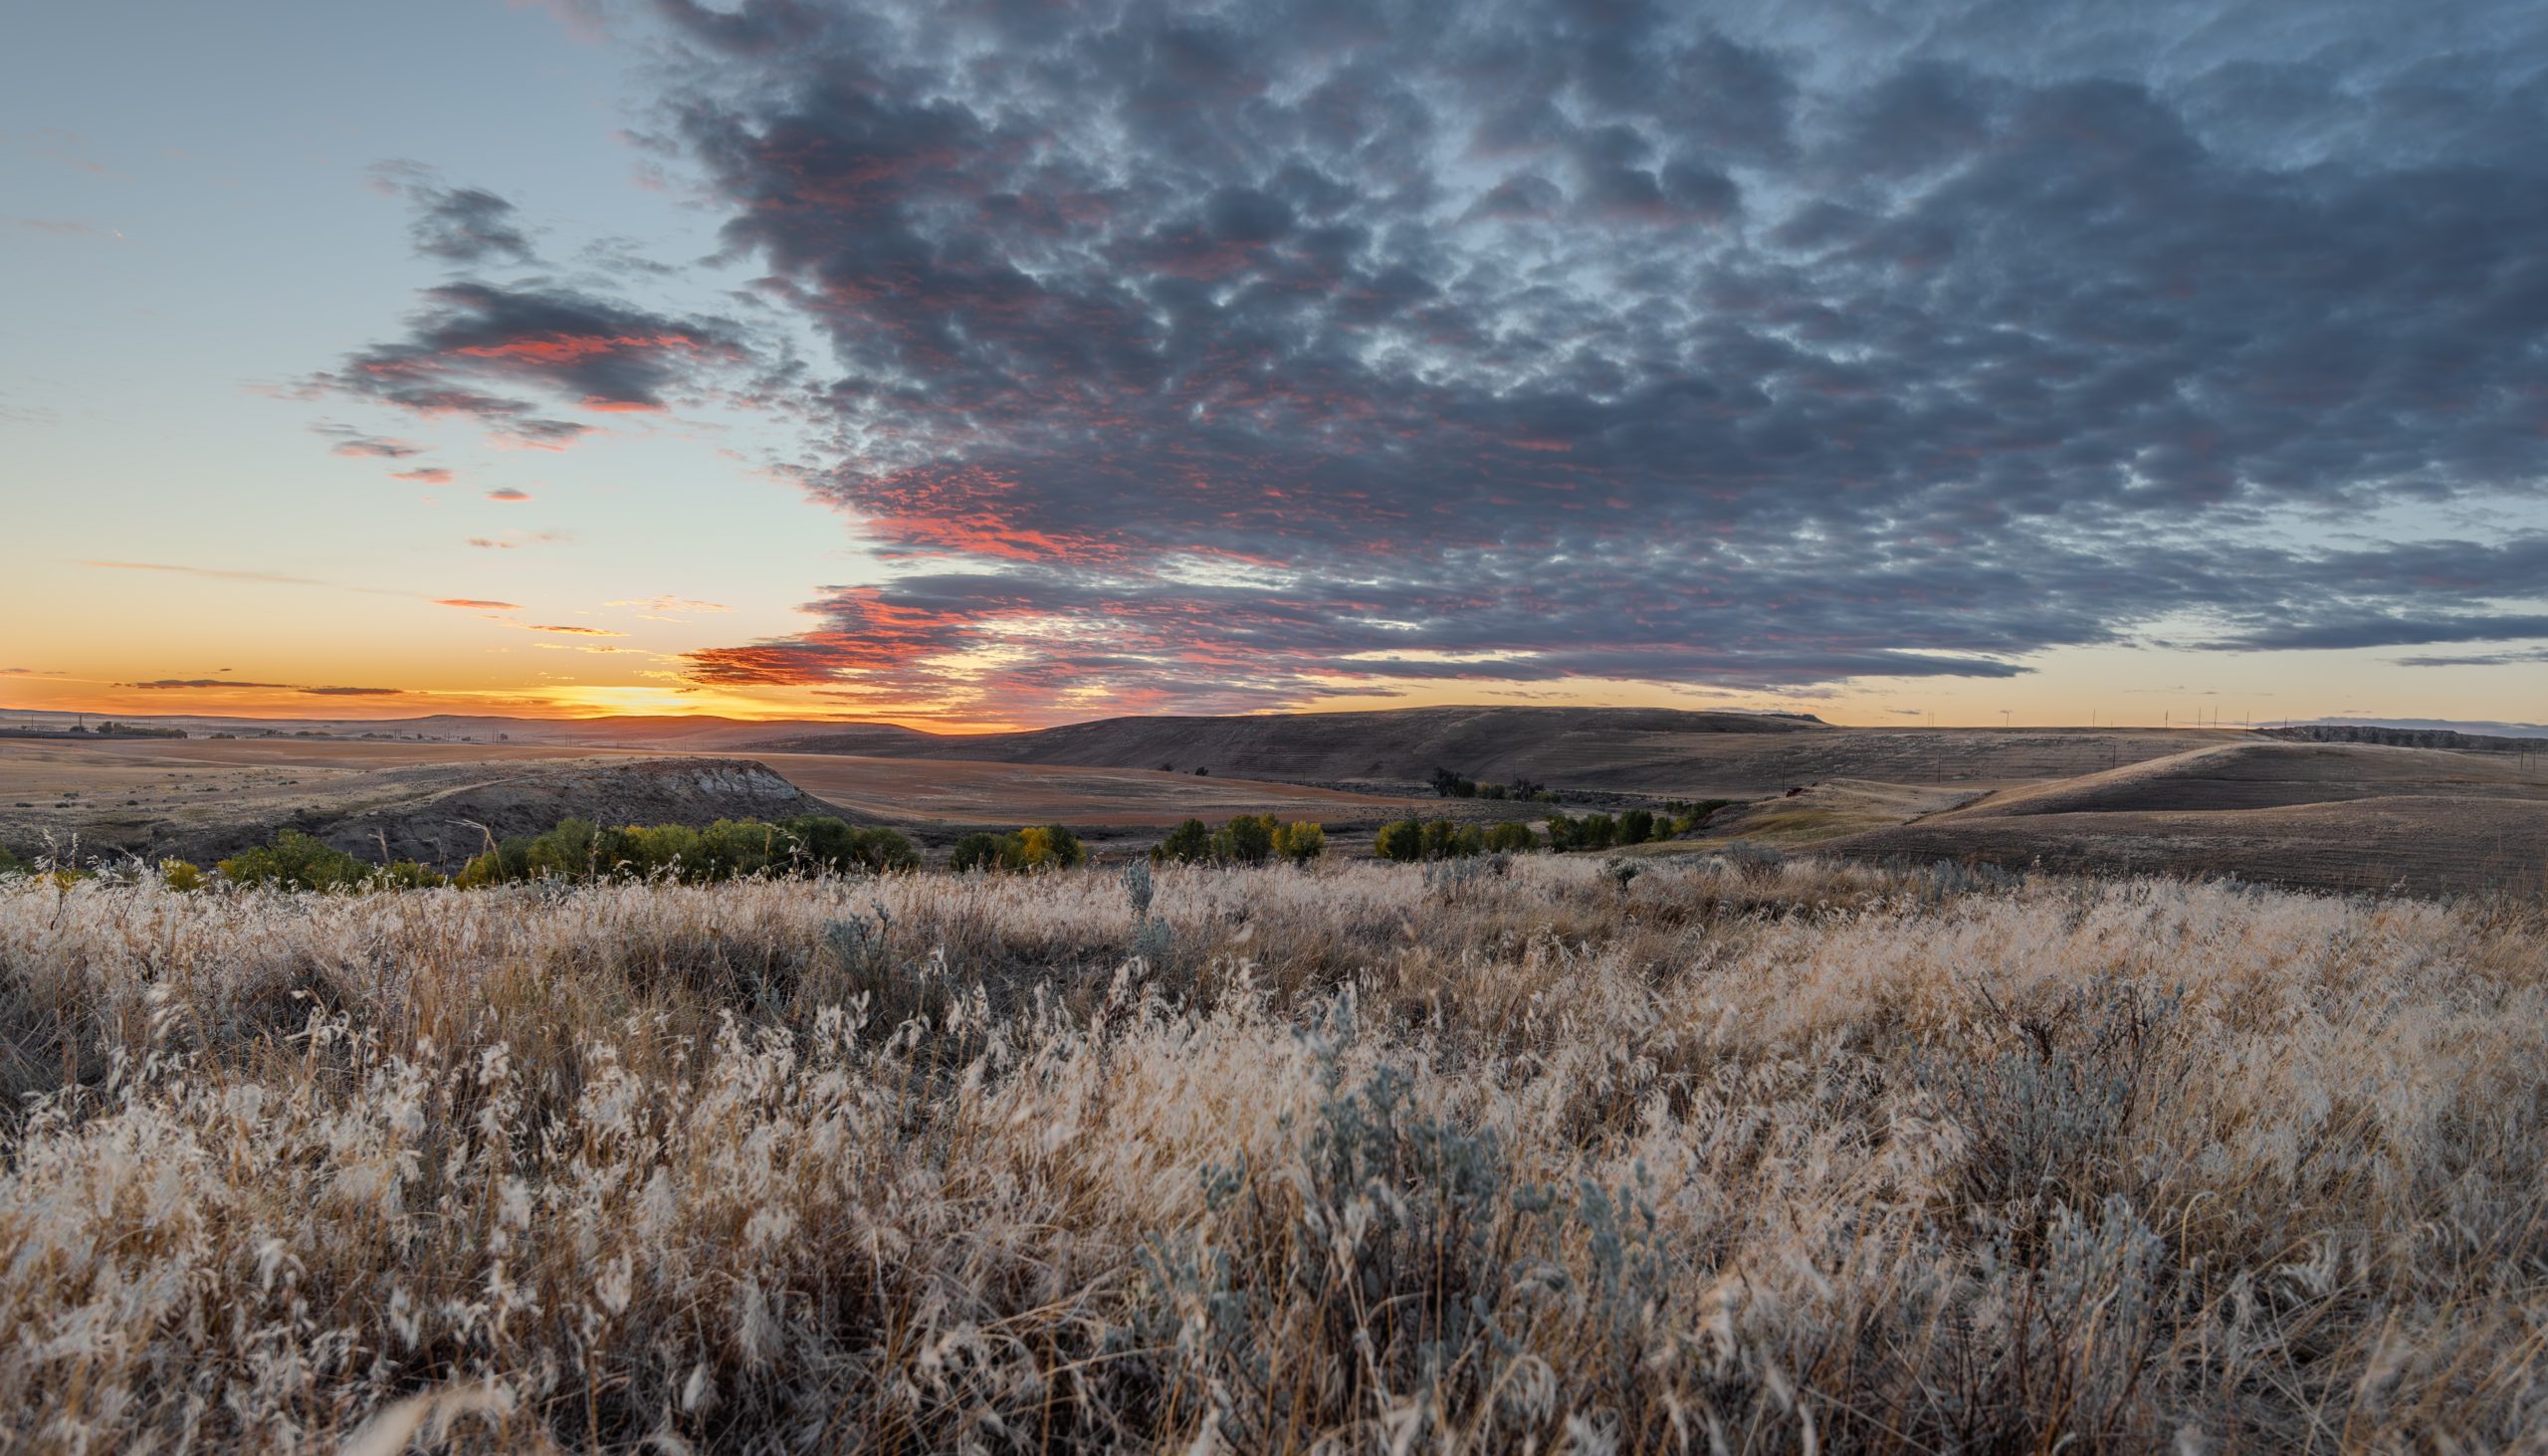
xmin=1 ymin=855 xmax=2544 ymax=1451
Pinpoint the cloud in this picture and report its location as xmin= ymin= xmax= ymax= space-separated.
xmin=320 ymin=1 xmax=2548 ymax=719
xmin=370 ymin=162 xmax=537 ymax=264
xmin=84 ymin=560 xmax=334 ymax=588
xmin=609 ymin=595 xmax=732 ymax=612
xmin=2394 ymin=647 xmax=2548 ymax=668
xmin=314 ymin=424 xmax=426 ymax=459
xmin=9 ymin=217 xmax=112 ymax=237
xmin=433 ymin=597 xmax=522 ymax=610
xmin=392 ymin=467 xmax=454 ymax=485
xmin=315 ymin=276 xmax=753 ymax=448
xmin=126 ymin=679 xmax=408 ymax=697
xmin=486 ymin=487 xmax=532 ymax=502
xmin=527 ymin=623 xmax=625 ymax=636
xmin=2204 ymin=615 xmax=2548 ymax=652
xmin=467 ymin=531 xmax=569 ymax=549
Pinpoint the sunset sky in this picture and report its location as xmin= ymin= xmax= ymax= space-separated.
xmin=6 ymin=0 xmax=2546 ymax=730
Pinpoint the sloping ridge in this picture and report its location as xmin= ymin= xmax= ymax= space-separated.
xmin=759 ymin=706 xmax=1828 ymax=786
xmin=1830 ymin=740 xmax=2548 ymax=896
xmin=1946 ymin=740 xmax=2548 ymax=819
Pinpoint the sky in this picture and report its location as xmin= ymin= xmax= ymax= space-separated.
xmin=4 ymin=0 xmax=2546 ymax=731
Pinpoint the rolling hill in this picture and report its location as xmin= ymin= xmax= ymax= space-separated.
xmin=1831 ymin=740 xmax=2548 ymax=895
xmin=764 ymin=707 xmax=2245 ymax=798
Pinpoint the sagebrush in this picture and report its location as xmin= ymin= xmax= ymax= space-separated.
xmin=1 ymin=856 xmax=2543 ymax=1451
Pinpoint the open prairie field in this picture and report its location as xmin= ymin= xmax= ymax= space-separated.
xmin=8 ymin=722 xmax=2543 ymax=894
xmin=1832 ymin=741 xmax=2548 ymax=897
xmin=0 ymin=736 xmax=1438 ymax=869
xmin=5 ymin=856 xmax=2546 ymax=1450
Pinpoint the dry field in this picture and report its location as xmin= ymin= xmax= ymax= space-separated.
xmin=3 ymin=855 xmax=2545 ymax=1450
xmin=0 ymin=738 xmax=1436 ymax=868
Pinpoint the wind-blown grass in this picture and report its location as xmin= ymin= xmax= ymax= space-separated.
xmin=1 ymin=857 xmax=2543 ymax=1450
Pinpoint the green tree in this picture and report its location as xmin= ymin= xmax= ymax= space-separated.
xmin=1210 ymin=813 xmax=1277 ymax=866
xmin=949 ymin=832 xmax=1006 ymax=872
xmin=1543 ymin=812 xmax=1579 ymax=851
xmin=1375 ymin=818 xmax=1425 ymax=862
xmin=376 ymin=860 xmax=447 ymax=890
xmin=525 ymin=818 xmax=600 ymax=880
xmin=1154 ymin=818 xmax=1211 ymax=864
xmin=1619 ymin=808 xmax=1654 ymax=845
xmin=1013 ymin=823 xmax=1086 ymax=870
xmin=1579 ymin=813 xmax=1618 ymax=850
xmin=778 ymin=816 xmax=913 ymax=874
xmin=1273 ymin=820 xmax=1326 ymax=864
xmin=217 ymin=830 xmax=372 ymax=892
xmin=1429 ymin=766 xmax=1478 ymax=798
xmin=698 ymin=819 xmax=785 ymax=880
xmin=1483 ymin=821 xmax=1537 ymax=853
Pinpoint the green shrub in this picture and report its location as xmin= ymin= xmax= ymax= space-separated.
xmin=781 ymin=816 xmax=917 ymax=874
xmin=1210 ymin=813 xmax=1278 ymax=866
xmin=1273 ymin=820 xmax=1325 ymax=864
xmin=949 ymin=832 xmax=1005 ymax=872
xmin=1154 ymin=818 xmax=1211 ymax=864
xmin=1483 ymin=821 xmax=1537 ymax=853
xmin=1376 ymin=819 xmax=1424 ymax=862
xmin=609 ymin=823 xmax=703 ymax=878
xmin=951 ymin=825 xmax=1085 ymax=873
xmin=1012 ymin=824 xmax=1086 ymax=870
xmin=375 ymin=860 xmax=448 ymax=890
xmin=217 ymin=831 xmax=372 ymax=892
xmin=159 ymin=859 xmax=205 ymax=892
xmin=1669 ymin=799 xmax=1733 ymax=835
xmin=526 ymin=817 xmax=601 ymax=880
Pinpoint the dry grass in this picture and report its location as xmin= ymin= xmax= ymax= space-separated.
xmin=2 ymin=857 xmax=2545 ymax=1451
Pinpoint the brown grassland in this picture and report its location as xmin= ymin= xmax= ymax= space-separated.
xmin=3 ymin=853 xmax=2546 ymax=1450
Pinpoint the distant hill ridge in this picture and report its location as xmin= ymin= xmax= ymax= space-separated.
xmin=753 ymin=706 xmax=1831 ymax=788
xmin=2262 ymin=725 xmax=2546 ymax=751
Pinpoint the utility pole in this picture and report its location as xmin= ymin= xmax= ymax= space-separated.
xmin=2002 ymin=709 xmax=2012 ymax=728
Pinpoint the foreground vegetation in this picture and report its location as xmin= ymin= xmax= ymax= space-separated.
xmin=2 ymin=857 xmax=2544 ymax=1450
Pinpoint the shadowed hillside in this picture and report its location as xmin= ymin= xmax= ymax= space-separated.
xmin=757 ymin=707 xmax=2240 ymax=796
xmin=760 ymin=705 xmax=1824 ymax=786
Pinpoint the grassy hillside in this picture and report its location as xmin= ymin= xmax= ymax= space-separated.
xmin=763 ymin=706 xmax=2238 ymax=796
xmin=1832 ymin=741 xmax=2548 ymax=895
xmin=3 ymin=858 xmax=2544 ymax=1449
xmin=758 ymin=704 xmax=1807 ymax=783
